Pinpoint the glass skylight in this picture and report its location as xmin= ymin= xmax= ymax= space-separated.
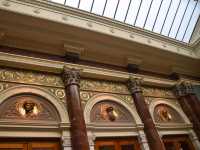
xmin=50 ymin=0 xmax=200 ymax=43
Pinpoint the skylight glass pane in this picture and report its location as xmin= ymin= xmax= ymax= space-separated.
xmin=135 ymin=0 xmax=152 ymax=28
xmin=103 ymin=0 xmax=119 ymax=18
xmin=168 ymin=0 xmax=190 ymax=38
xmin=91 ymin=0 xmax=107 ymax=15
xmin=176 ymin=0 xmax=196 ymax=41
xmin=51 ymin=0 xmax=65 ymax=5
xmin=49 ymin=0 xmax=200 ymax=43
xmin=144 ymin=0 xmax=162 ymax=31
xmin=66 ymin=0 xmax=79 ymax=8
xmin=183 ymin=2 xmax=200 ymax=43
xmin=161 ymin=0 xmax=181 ymax=36
xmin=115 ymin=0 xmax=130 ymax=22
xmin=125 ymin=0 xmax=142 ymax=25
xmin=153 ymin=0 xmax=172 ymax=33
xmin=79 ymin=0 xmax=94 ymax=12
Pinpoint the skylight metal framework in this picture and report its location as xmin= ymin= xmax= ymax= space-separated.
xmin=51 ymin=0 xmax=200 ymax=43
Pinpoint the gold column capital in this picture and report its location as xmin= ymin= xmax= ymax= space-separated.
xmin=62 ymin=66 xmax=81 ymax=87
xmin=127 ymin=77 xmax=143 ymax=93
xmin=174 ymin=80 xmax=194 ymax=97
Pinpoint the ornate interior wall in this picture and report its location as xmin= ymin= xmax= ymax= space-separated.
xmin=0 ymin=67 xmax=199 ymax=150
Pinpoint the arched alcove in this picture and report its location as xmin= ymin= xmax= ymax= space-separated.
xmin=84 ymin=93 xmax=142 ymax=125
xmin=90 ymin=100 xmax=135 ymax=124
xmin=153 ymin=104 xmax=184 ymax=124
xmin=0 ymin=94 xmax=61 ymax=124
xmin=0 ymin=85 xmax=69 ymax=124
xmin=149 ymin=100 xmax=191 ymax=124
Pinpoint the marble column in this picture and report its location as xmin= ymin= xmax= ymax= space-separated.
xmin=174 ymin=81 xmax=200 ymax=141
xmin=127 ymin=77 xmax=166 ymax=150
xmin=62 ymin=67 xmax=90 ymax=150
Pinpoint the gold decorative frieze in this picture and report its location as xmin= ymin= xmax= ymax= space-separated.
xmin=0 ymin=68 xmax=64 ymax=87
xmin=80 ymin=79 xmax=130 ymax=94
xmin=142 ymin=87 xmax=175 ymax=99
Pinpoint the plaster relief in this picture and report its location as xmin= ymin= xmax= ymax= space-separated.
xmin=154 ymin=104 xmax=184 ymax=123
xmin=0 ymin=94 xmax=60 ymax=122
xmin=90 ymin=100 xmax=134 ymax=123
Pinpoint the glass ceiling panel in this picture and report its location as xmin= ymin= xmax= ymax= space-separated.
xmin=50 ymin=0 xmax=200 ymax=43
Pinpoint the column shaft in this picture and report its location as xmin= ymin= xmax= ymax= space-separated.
xmin=128 ymin=78 xmax=166 ymax=150
xmin=186 ymin=94 xmax=200 ymax=120
xmin=178 ymin=96 xmax=200 ymax=140
xmin=175 ymin=81 xmax=200 ymax=141
xmin=62 ymin=67 xmax=90 ymax=150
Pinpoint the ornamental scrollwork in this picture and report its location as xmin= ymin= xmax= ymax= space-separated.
xmin=48 ymin=88 xmax=66 ymax=103
xmin=80 ymin=79 xmax=129 ymax=94
xmin=142 ymin=87 xmax=175 ymax=99
xmin=0 ymin=68 xmax=63 ymax=87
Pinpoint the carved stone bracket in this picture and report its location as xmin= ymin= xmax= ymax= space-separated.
xmin=174 ymin=81 xmax=194 ymax=97
xmin=127 ymin=77 xmax=143 ymax=93
xmin=62 ymin=66 xmax=81 ymax=87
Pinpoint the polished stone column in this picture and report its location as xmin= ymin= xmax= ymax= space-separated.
xmin=127 ymin=77 xmax=166 ymax=150
xmin=174 ymin=81 xmax=200 ymax=140
xmin=62 ymin=67 xmax=90 ymax=150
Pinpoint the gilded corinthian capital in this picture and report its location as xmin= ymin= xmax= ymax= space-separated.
xmin=127 ymin=77 xmax=143 ymax=93
xmin=62 ymin=66 xmax=81 ymax=87
xmin=174 ymin=80 xmax=194 ymax=97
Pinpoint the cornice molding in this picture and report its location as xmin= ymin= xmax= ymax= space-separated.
xmin=0 ymin=0 xmax=198 ymax=59
xmin=0 ymin=51 xmax=177 ymax=87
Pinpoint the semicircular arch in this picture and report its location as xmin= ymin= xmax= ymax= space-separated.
xmin=0 ymin=85 xmax=69 ymax=123
xmin=149 ymin=99 xmax=190 ymax=124
xmin=84 ymin=93 xmax=142 ymax=125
